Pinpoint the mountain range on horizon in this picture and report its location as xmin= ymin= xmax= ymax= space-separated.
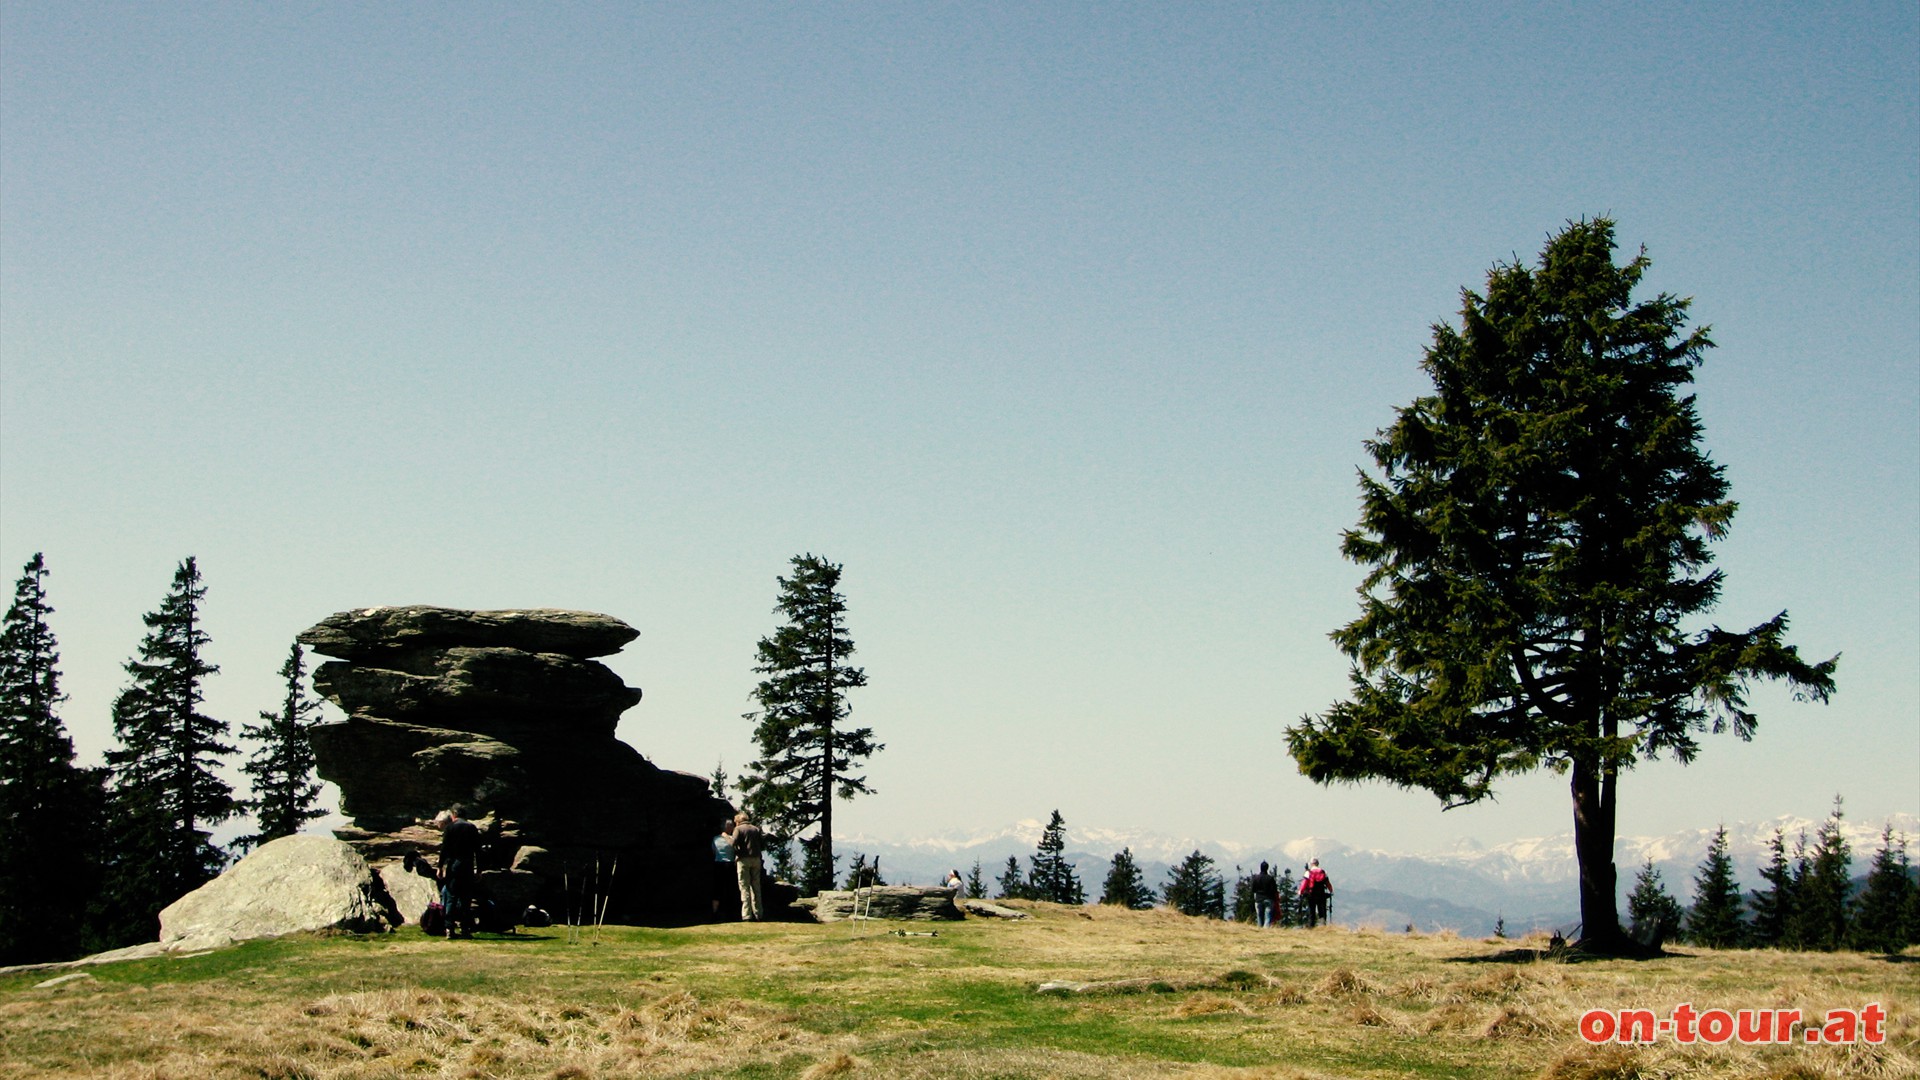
xmin=836 ymin=811 xmax=1920 ymax=937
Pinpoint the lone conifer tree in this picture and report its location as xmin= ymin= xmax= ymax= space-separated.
xmin=0 ymin=554 xmax=104 ymax=963
xmin=1162 ymin=850 xmax=1225 ymax=918
xmin=965 ymin=859 xmax=986 ymax=900
xmin=996 ymin=855 xmax=1031 ymax=901
xmin=1626 ymin=859 xmax=1685 ymax=947
xmin=1849 ymin=825 xmax=1917 ymax=954
xmin=1786 ymin=800 xmax=1852 ymax=951
xmin=237 ymin=643 xmax=326 ymax=851
xmin=1025 ymin=810 xmax=1085 ymax=904
xmin=1287 ymin=218 xmax=1837 ymax=954
xmin=98 ymin=557 xmax=236 ymax=946
xmin=1685 ymin=826 xmax=1747 ymax=948
xmin=740 ymin=554 xmax=878 ymax=895
xmin=1229 ymin=869 xmax=1254 ymax=923
xmin=1276 ymin=869 xmax=1300 ymax=927
xmin=1099 ymin=848 xmax=1153 ymax=909
xmin=1749 ymin=828 xmax=1795 ymax=948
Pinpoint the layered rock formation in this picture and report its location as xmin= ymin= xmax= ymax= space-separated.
xmin=299 ymin=606 xmax=727 ymax=924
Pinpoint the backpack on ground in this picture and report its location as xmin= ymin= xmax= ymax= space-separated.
xmin=420 ymin=901 xmax=446 ymax=937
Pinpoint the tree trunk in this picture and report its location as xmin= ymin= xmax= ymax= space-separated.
xmin=1570 ymin=756 xmax=1628 ymax=953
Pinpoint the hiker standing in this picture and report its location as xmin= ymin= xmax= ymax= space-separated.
xmin=435 ymin=807 xmax=480 ymax=939
xmin=1249 ymin=861 xmax=1279 ymax=928
xmin=731 ymin=812 xmax=765 ymax=922
xmin=1299 ymin=858 xmax=1333 ymax=928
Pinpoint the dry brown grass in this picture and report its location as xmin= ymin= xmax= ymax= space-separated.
xmin=1 ymin=905 xmax=1913 ymax=1079
xmin=0 ymin=978 xmax=834 ymax=1079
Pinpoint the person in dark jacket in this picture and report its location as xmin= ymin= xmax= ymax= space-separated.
xmin=435 ymin=807 xmax=481 ymax=938
xmin=1250 ymin=861 xmax=1279 ymax=928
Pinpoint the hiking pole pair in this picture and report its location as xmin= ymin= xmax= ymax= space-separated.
xmin=848 ymin=857 xmax=880 ymax=938
xmin=561 ymin=857 xmax=618 ymax=945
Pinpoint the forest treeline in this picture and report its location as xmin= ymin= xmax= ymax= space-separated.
xmin=866 ymin=808 xmax=1918 ymax=953
xmin=0 ymin=554 xmax=327 ymax=964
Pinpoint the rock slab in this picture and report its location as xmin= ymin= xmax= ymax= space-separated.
xmin=803 ymin=886 xmax=966 ymax=923
xmin=158 ymin=835 xmax=397 ymax=952
xmin=300 ymin=606 xmax=639 ymax=661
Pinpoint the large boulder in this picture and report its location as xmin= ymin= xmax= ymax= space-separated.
xmin=159 ymin=836 xmax=397 ymax=951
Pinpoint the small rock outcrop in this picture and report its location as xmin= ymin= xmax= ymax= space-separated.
xmin=158 ymin=835 xmax=397 ymax=951
xmin=801 ymin=886 xmax=966 ymax=923
xmin=378 ymin=862 xmax=440 ymax=926
xmin=299 ymin=606 xmax=727 ymax=925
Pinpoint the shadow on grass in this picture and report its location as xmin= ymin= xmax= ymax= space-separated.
xmin=1449 ymin=945 xmax=1691 ymax=965
xmin=451 ymin=932 xmax=557 ymax=945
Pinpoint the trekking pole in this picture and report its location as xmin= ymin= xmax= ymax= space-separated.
xmin=563 ymin=867 xmax=574 ymax=945
xmin=590 ymin=858 xmax=603 ymax=946
xmin=856 ymin=858 xmax=881 ymax=936
xmin=850 ymin=862 xmax=866 ymax=937
xmin=594 ymin=857 xmax=618 ymax=945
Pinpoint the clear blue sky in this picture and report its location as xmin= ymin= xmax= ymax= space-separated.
xmin=3 ymin=3 xmax=1914 ymax=854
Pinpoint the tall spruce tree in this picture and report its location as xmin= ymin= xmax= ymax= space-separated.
xmin=1685 ymin=826 xmax=1747 ymax=948
xmin=1626 ymin=859 xmax=1685 ymax=947
xmin=1786 ymin=801 xmax=1852 ymax=951
xmin=1749 ymin=828 xmax=1795 ymax=948
xmin=1162 ymin=850 xmax=1226 ymax=918
xmin=1026 ymin=810 xmax=1085 ymax=904
xmin=966 ymin=859 xmax=986 ymax=900
xmin=740 ymin=555 xmax=878 ymax=895
xmin=1286 ymin=218 xmax=1837 ymax=954
xmin=1099 ymin=848 xmax=1153 ymax=909
xmin=0 ymin=554 xmax=104 ymax=963
xmin=98 ymin=557 xmax=236 ymax=947
xmin=1849 ymin=825 xmax=1917 ymax=954
xmin=236 ymin=643 xmax=325 ymax=851
xmin=996 ymin=855 xmax=1031 ymax=901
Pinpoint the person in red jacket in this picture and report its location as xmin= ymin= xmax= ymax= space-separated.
xmin=1299 ymin=858 xmax=1333 ymax=928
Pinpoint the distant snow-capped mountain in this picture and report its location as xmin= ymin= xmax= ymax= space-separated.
xmin=836 ymin=811 xmax=1918 ymax=937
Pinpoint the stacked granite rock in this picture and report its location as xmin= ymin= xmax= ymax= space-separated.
xmin=298 ymin=606 xmax=727 ymax=925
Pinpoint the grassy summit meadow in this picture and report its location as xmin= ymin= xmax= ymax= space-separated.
xmin=2 ymin=902 xmax=1912 ymax=1079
